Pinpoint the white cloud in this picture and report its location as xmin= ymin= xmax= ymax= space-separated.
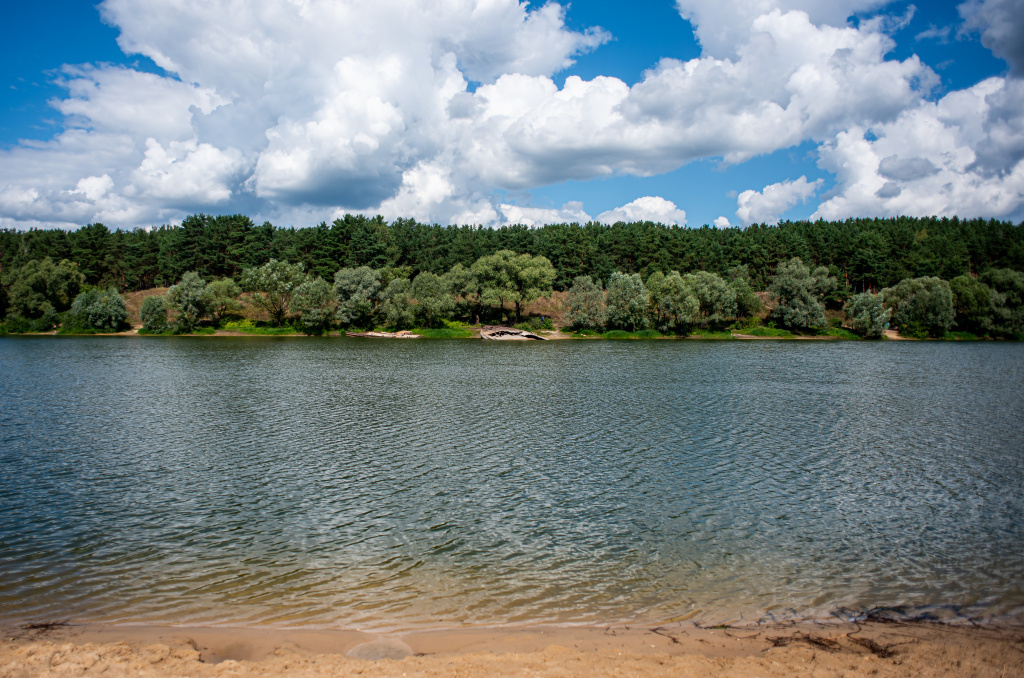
xmin=0 ymin=0 xmax=1016 ymax=229
xmin=813 ymin=77 xmax=1024 ymax=221
xmin=499 ymin=201 xmax=592 ymax=227
xmin=736 ymin=176 xmax=823 ymax=224
xmin=596 ymin=196 xmax=687 ymax=226
xmin=714 ymin=216 xmax=732 ymax=227
xmin=958 ymin=0 xmax=1024 ymax=75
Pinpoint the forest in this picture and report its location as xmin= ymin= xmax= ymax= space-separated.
xmin=1 ymin=214 xmax=1022 ymax=339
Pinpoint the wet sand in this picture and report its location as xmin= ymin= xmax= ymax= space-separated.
xmin=3 ymin=620 xmax=1021 ymax=677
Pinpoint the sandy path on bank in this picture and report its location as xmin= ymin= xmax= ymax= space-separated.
xmin=2 ymin=621 xmax=1021 ymax=677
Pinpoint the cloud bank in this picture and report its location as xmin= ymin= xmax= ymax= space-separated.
xmin=1 ymin=0 xmax=1022 ymax=229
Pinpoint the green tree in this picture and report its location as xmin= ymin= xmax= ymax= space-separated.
xmin=652 ymin=272 xmax=699 ymax=334
xmin=203 ymin=278 xmax=243 ymax=325
xmin=562 ymin=275 xmax=606 ymax=330
xmin=140 ymin=295 xmax=169 ymax=332
xmin=728 ymin=265 xmax=762 ymax=318
xmin=67 ymin=288 xmax=129 ymax=332
xmin=410 ymin=272 xmax=454 ymax=327
xmin=979 ymin=268 xmax=1024 ymax=336
xmin=605 ymin=271 xmax=650 ymax=331
xmin=683 ymin=270 xmax=737 ymax=327
xmin=290 ymin=277 xmax=336 ymax=335
xmin=881 ymin=276 xmax=954 ymax=338
xmin=470 ymin=250 xmax=556 ymax=323
xmin=241 ymin=259 xmax=308 ymax=326
xmin=334 ymin=266 xmax=382 ymax=328
xmin=950 ymin=274 xmax=994 ymax=335
xmin=378 ymin=277 xmax=415 ymax=329
xmin=166 ymin=271 xmax=209 ymax=332
xmin=769 ymin=258 xmax=836 ymax=331
xmin=845 ymin=292 xmax=889 ymax=338
xmin=4 ymin=258 xmax=85 ymax=319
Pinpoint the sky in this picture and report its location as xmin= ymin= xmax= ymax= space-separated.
xmin=0 ymin=0 xmax=1022 ymax=231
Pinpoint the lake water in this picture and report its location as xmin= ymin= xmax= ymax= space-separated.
xmin=1 ymin=337 xmax=1022 ymax=630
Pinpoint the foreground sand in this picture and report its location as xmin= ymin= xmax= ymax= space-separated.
xmin=2 ymin=620 xmax=1021 ymax=677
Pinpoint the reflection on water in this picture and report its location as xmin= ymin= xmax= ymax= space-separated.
xmin=0 ymin=337 xmax=1022 ymax=629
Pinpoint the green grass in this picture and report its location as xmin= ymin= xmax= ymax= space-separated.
xmin=220 ymin=319 xmax=302 ymax=335
xmin=688 ymin=329 xmax=735 ymax=339
xmin=602 ymin=329 xmax=665 ymax=339
xmin=412 ymin=326 xmax=475 ymax=338
xmin=823 ymin=327 xmax=861 ymax=340
xmin=743 ymin=326 xmax=795 ymax=338
xmin=943 ymin=331 xmax=982 ymax=341
xmin=570 ymin=328 xmax=603 ymax=337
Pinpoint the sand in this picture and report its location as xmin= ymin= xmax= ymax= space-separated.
xmin=2 ymin=620 xmax=1021 ymax=677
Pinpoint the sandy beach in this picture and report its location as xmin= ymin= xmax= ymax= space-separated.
xmin=2 ymin=619 xmax=1021 ymax=677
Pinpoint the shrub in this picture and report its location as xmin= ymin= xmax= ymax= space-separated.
xmin=140 ymin=295 xmax=169 ymax=332
xmin=562 ymin=275 xmax=605 ymax=330
xmin=334 ymin=266 xmax=381 ymax=328
xmin=845 ymin=292 xmax=889 ymax=338
xmin=166 ymin=271 xmax=208 ymax=332
xmin=241 ymin=260 xmax=308 ymax=326
xmin=769 ymin=257 xmax=836 ymax=331
xmin=881 ymin=277 xmax=954 ymax=338
xmin=67 ymin=288 xmax=130 ymax=332
xmin=290 ymin=277 xmax=336 ymax=335
xmin=605 ymin=272 xmax=650 ymax=331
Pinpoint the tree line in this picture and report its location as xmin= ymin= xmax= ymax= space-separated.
xmin=3 ymin=244 xmax=1022 ymax=339
xmin=1 ymin=214 xmax=1022 ymax=296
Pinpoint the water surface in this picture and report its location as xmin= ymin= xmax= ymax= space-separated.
xmin=1 ymin=337 xmax=1022 ymax=629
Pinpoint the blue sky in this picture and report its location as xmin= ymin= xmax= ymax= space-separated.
xmin=0 ymin=0 xmax=1021 ymax=230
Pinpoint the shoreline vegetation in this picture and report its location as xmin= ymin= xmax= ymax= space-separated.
xmin=2 ymin=215 xmax=1023 ymax=340
xmin=3 ymin=618 xmax=1022 ymax=677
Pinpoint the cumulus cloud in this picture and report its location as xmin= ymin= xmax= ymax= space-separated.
xmin=958 ymin=0 xmax=1024 ymax=75
xmin=736 ymin=176 xmax=823 ymax=224
xmin=813 ymin=77 xmax=1024 ymax=221
xmin=0 ymin=0 xmax=1018 ymax=228
xmin=499 ymin=201 xmax=592 ymax=227
xmin=714 ymin=216 xmax=732 ymax=227
xmin=596 ymin=196 xmax=687 ymax=226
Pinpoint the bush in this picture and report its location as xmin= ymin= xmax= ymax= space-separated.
xmin=845 ymin=291 xmax=889 ymax=338
xmin=605 ymin=272 xmax=650 ymax=331
xmin=562 ymin=275 xmax=606 ymax=330
xmin=769 ymin=257 xmax=836 ymax=331
xmin=166 ymin=272 xmax=208 ymax=332
xmin=290 ymin=277 xmax=336 ymax=335
xmin=67 ymin=288 xmax=130 ymax=332
xmin=881 ymin=277 xmax=954 ymax=338
xmin=140 ymin=295 xmax=169 ymax=332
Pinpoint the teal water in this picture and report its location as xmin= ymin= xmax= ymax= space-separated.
xmin=1 ymin=337 xmax=1022 ymax=630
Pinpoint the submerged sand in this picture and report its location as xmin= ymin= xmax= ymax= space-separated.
xmin=2 ymin=620 xmax=1021 ymax=677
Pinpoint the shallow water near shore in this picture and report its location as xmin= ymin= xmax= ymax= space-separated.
xmin=1 ymin=337 xmax=1022 ymax=630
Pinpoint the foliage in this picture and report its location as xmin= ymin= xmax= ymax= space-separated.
xmin=241 ymin=259 xmax=308 ymax=326
xmin=602 ymin=329 xmax=663 ymax=339
xmin=769 ymin=257 xmax=836 ymax=331
xmin=410 ymin=271 xmax=455 ymax=327
xmin=3 ymin=257 xmax=85 ymax=320
xmin=950 ymin=274 xmax=994 ymax=336
xmin=67 ymin=287 xmax=129 ymax=332
xmin=744 ymin=326 xmax=795 ymax=338
xmin=881 ymin=276 xmax=955 ymax=338
xmin=562 ymin=275 xmax=605 ymax=330
xmin=605 ymin=271 xmax=650 ymax=331
xmin=648 ymin=271 xmax=698 ymax=334
xmin=378 ymin=278 xmax=415 ymax=330
xmin=203 ymin=278 xmax=243 ymax=324
xmin=166 ymin=271 xmax=209 ymax=332
xmin=845 ymin=292 xmax=890 ymax=338
xmin=470 ymin=250 xmax=556 ymax=323
xmin=979 ymin=268 xmax=1024 ymax=336
xmin=727 ymin=265 xmax=762 ymax=317
xmin=140 ymin=295 xmax=169 ymax=332
xmin=683 ymin=270 xmax=737 ymax=327
xmin=290 ymin=277 xmax=336 ymax=335
xmin=333 ymin=266 xmax=381 ymax=328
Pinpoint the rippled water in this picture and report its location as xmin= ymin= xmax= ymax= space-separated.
xmin=1 ymin=337 xmax=1022 ymax=630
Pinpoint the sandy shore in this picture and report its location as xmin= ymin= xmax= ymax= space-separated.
xmin=2 ymin=620 xmax=1021 ymax=677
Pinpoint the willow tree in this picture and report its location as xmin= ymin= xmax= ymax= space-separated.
xmin=241 ymin=259 xmax=308 ymax=326
xmin=471 ymin=250 xmax=555 ymax=324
